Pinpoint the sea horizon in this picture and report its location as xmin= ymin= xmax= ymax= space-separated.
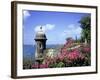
xmin=23 ymin=44 xmax=63 ymax=59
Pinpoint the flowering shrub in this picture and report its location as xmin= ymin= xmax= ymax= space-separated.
xmin=81 ymin=47 xmax=91 ymax=53
xmin=31 ymin=38 xmax=91 ymax=69
xmin=32 ymin=63 xmax=39 ymax=68
xmin=39 ymin=64 xmax=48 ymax=68
xmin=67 ymin=49 xmax=80 ymax=60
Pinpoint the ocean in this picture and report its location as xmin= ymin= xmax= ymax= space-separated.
xmin=23 ymin=44 xmax=60 ymax=59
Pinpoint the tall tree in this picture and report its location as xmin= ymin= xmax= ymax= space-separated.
xmin=79 ymin=16 xmax=91 ymax=44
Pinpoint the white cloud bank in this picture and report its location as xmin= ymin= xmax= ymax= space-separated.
xmin=34 ymin=24 xmax=55 ymax=32
xmin=62 ymin=24 xmax=82 ymax=38
xmin=23 ymin=10 xmax=31 ymax=19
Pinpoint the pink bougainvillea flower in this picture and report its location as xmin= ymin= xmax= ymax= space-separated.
xmin=83 ymin=47 xmax=90 ymax=53
xmin=32 ymin=64 xmax=39 ymax=68
xmin=39 ymin=64 xmax=48 ymax=68
xmin=67 ymin=49 xmax=80 ymax=60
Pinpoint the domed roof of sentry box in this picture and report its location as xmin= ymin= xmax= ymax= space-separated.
xmin=34 ymin=26 xmax=47 ymax=40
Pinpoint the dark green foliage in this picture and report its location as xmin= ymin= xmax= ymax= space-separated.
xmin=79 ymin=16 xmax=91 ymax=43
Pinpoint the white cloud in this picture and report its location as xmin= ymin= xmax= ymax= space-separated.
xmin=62 ymin=24 xmax=82 ymax=38
xmin=66 ymin=24 xmax=77 ymax=29
xmin=34 ymin=24 xmax=55 ymax=32
xmin=23 ymin=10 xmax=31 ymax=19
xmin=45 ymin=24 xmax=55 ymax=30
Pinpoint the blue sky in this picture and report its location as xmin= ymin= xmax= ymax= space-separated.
xmin=23 ymin=10 xmax=90 ymax=45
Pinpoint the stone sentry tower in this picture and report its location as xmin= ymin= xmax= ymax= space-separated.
xmin=34 ymin=26 xmax=47 ymax=60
